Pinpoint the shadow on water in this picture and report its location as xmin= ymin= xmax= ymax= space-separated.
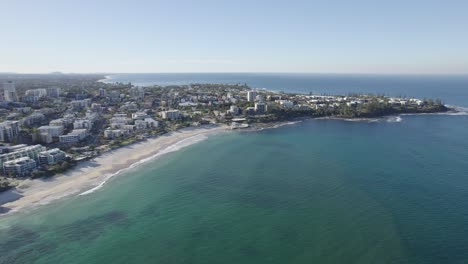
xmin=56 ymin=210 xmax=129 ymax=242
xmin=0 ymin=211 xmax=130 ymax=264
xmin=0 ymin=226 xmax=57 ymax=264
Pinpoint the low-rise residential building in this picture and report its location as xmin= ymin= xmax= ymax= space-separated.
xmin=38 ymin=148 xmax=66 ymax=165
xmin=135 ymin=120 xmax=148 ymax=130
xmin=25 ymin=88 xmax=47 ymax=98
xmin=110 ymin=114 xmax=131 ymax=129
xmin=3 ymin=157 xmax=37 ymax=177
xmin=135 ymin=118 xmax=159 ymax=130
xmin=144 ymin=118 xmax=158 ymax=128
xmin=104 ymin=129 xmax=123 ymax=139
xmin=160 ymin=110 xmax=181 ymax=120
xmin=70 ymin=99 xmax=91 ymax=110
xmin=132 ymin=112 xmax=150 ymax=120
xmin=59 ymin=129 xmax=88 ymax=144
xmin=277 ymin=100 xmax=294 ymax=108
xmin=38 ymin=125 xmax=64 ymax=137
xmin=50 ymin=115 xmax=75 ymax=128
xmin=91 ymin=103 xmax=103 ymax=112
xmin=73 ymin=118 xmax=93 ymax=131
xmin=21 ymin=112 xmax=46 ymax=126
xmin=16 ymin=107 xmax=32 ymax=114
xmin=0 ymin=144 xmax=46 ymax=168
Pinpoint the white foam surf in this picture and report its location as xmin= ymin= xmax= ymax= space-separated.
xmin=386 ymin=116 xmax=403 ymax=123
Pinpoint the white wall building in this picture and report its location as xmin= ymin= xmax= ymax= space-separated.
xmin=160 ymin=110 xmax=181 ymax=120
xmin=59 ymin=129 xmax=88 ymax=143
xmin=38 ymin=148 xmax=66 ymax=165
xmin=0 ymin=144 xmax=46 ymax=168
xmin=73 ymin=119 xmax=93 ymax=131
xmin=277 ymin=100 xmax=294 ymax=108
xmin=3 ymin=157 xmax=37 ymax=177
xmin=104 ymin=129 xmax=123 ymax=139
xmin=247 ymin=91 xmax=257 ymax=102
xmin=25 ymin=89 xmax=48 ymax=98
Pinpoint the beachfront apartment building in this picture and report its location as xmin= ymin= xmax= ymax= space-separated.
xmin=160 ymin=110 xmax=181 ymax=120
xmin=134 ymin=120 xmax=148 ymax=130
xmin=135 ymin=118 xmax=159 ymax=130
xmin=104 ymin=129 xmax=124 ymax=139
xmin=277 ymin=100 xmax=294 ymax=108
xmin=0 ymin=144 xmax=46 ymax=168
xmin=143 ymin=117 xmax=158 ymax=128
xmin=3 ymin=157 xmax=37 ymax=177
xmin=110 ymin=114 xmax=131 ymax=129
xmin=59 ymin=129 xmax=88 ymax=144
xmin=38 ymin=148 xmax=66 ymax=165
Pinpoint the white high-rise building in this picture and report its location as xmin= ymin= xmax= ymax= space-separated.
xmin=3 ymin=81 xmax=18 ymax=102
xmin=0 ymin=121 xmax=20 ymax=142
xmin=247 ymin=91 xmax=257 ymax=102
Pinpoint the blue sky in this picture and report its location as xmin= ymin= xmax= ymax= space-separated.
xmin=1 ymin=0 xmax=467 ymax=74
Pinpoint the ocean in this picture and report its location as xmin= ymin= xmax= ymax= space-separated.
xmin=1 ymin=73 xmax=468 ymax=263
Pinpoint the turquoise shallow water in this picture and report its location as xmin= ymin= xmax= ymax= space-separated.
xmin=1 ymin=114 xmax=468 ymax=263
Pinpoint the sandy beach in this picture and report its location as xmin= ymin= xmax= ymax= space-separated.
xmin=0 ymin=125 xmax=227 ymax=216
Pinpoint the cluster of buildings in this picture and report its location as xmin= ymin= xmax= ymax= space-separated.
xmin=2 ymin=81 xmax=60 ymax=103
xmin=0 ymin=79 xmax=435 ymax=178
xmin=0 ymin=144 xmax=66 ymax=176
xmin=104 ymin=111 xmax=158 ymax=139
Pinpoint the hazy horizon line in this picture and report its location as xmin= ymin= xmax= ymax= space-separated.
xmin=1 ymin=71 xmax=468 ymax=77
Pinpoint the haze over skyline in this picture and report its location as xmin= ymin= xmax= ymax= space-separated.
xmin=1 ymin=0 xmax=468 ymax=74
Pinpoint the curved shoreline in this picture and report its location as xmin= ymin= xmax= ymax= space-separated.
xmin=0 ymin=125 xmax=228 ymax=217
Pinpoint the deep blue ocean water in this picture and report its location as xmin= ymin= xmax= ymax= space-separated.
xmin=0 ymin=73 xmax=467 ymax=263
